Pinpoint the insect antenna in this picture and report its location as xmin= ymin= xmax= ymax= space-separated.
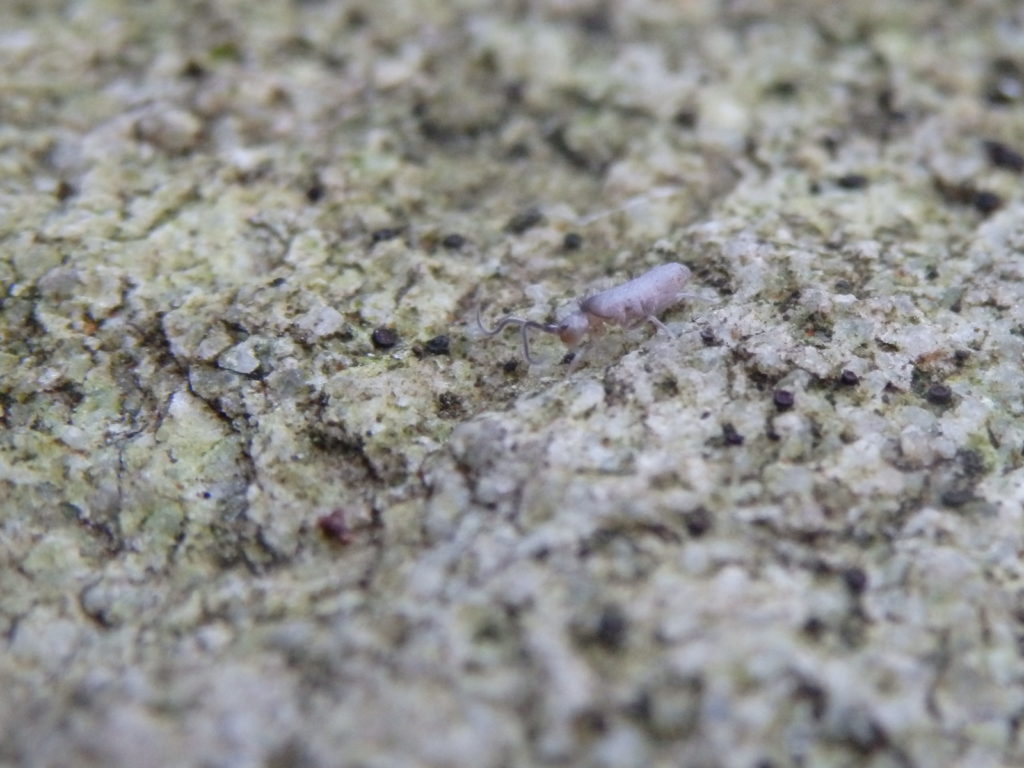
xmin=476 ymin=307 xmax=559 ymax=364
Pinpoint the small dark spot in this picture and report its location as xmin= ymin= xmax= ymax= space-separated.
xmin=841 ymin=567 xmax=868 ymax=595
xmin=673 ymin=108 xmax=698 ymax=129
xmin=502 ymin=358 xmax=519 ymax=374
xmin=578 ymin=7 xmax=611 ymax=35
xmin=744 ymin=134 xmax=759 ymax=158
xmin=441 ymin=233 xmax=465 ymax=250
xmin=958 ymin=448 xmax=986 ymax=477
xmin=424 ymin=334 xmax=450 ymax=355
xmin=317 ymin=509 xmax=352 ymax=544
xmin=941 ymin=488 xmax=974 ymax=508
xmin=934 ymin=177 xmax=991 ymax=211
xmin=722 ymin=422 xmax=745 ymax=446
xmin=265 ymin=738 xmax=317 ymax=768
xmin=839 ymin=369 xmax=860 ymax=386
xmin=474 ymin=619 xmax=503 ymax=643
xmin=766 ymin=80 xmax=798 ymax=98
xmin=504 ymin=81 xmax=524 ymax=104
xmin=504 ymin=142 xmax=530 ymax=160
xmin=658 ymin=376 xmax=679 ymax=398
xmin=983 ymin=139 xmax=1024 ymax=172
xmin=773 ymin=389 xmax=795 ymax=411
xmin=574 ymin=709 xmax=608 ymax=735
xmin=270 ymin=276 xmax=287 ymax=287
xmin=834 ymin=278 xmax=854 ymax=293
xmin=345 ymin=7 xmax=367 ymax=27
xmin=682 ymin=507 xmax=712 ymax=537
xmin=562 ymin=232 xmax=583 ymax=251
xmin=986 ymin=58 xmax=1023 ymax=105
xmin=794 ymin=681 xmax=828 ymax=720
xmin=802 ymin=616 xmax=826 ymax=639
xmin=505 ymin=206 xmax=544 ymax=234
xmin=876 ymin=87 xmax=905 ymax=122
xmin=973 ymin=190 xmax=1002 ymax=215
xmin=836 ymin=173 xmax=869 ymax=190
xmin=201 ymin=491 xmax=212 ymax=499
xmin=55 ymin=180 xmax=76 ymax=201
xmin=371 ymin=326 xmax=399 ymax=349
xmin=561 ymin=351 xmax=576 ymax=365
xmin=925 ymin=265 xmax=939 ymax=280
xmin=436 ymin=390 xmax=464 ymax=418
xmin=700 ymin=327 xmax=717 ymax=346
xmin=181 ymin=60 xmax=206 ymax=79
xmin=809 ymin=558 xmax=833 ymax=577
xmin=953 ymin=349 xmax=970 ymax=367
xmin=595 ymin=605 xmax=628 ymax=651
xmin=370 ymin=227 xmax=403 ymax=244
xmin=808 ymin=180 xmax=821 ymax=194
xmin=305 ymin=180 xmax=325 ymax=203
xmin=925 ymin=382 xmax=953 ymax=405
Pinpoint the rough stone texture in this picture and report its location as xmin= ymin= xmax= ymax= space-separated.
xmin=3 ymin=1 xmax=1024 ymax=767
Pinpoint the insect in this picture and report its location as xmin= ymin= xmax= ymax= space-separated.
xmin=477 ymin=262 xmax=693 ymax=364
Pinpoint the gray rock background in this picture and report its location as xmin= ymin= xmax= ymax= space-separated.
xmin=3 ymin=1 xmax=1024 ymax=766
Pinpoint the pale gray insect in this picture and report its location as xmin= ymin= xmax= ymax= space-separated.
xmin=477 ymin=262 xmax=693 ymax=364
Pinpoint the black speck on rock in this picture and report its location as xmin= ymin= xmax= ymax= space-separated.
xmin=181 ymin=60 xmax=207 ymax=79
xmin=802 ymin=616 xmax=826 ymax=640
xmin=682 ymin=507 xmax=712 ymax=537
xmin=766 ymin=80 xmax=798 ymax=98
xmin=841 ymin=567 xmax=868 ymax=595
xmin=673 ymin=108 xmax=698 ymax=128
xmin=986 ymin=58 xmax=1024 ymax=105
xmin=305 ymin=180 xmax=325 ymax=203
xmin=941 ymin=488 xmax=975 ymax=508
xmin=958 ymin=448 xmax=986 ymax=477
xmin=722 ymin=422 xmax=744 ymax=446
xmin=925 ymin=382 xmax=953 ymax=405
xmin=972 ymin=190 xmax=1002 ymax=215
xmin=371 ymin=227 xmax=403 ymax=244
xmin=562 ymin=232 xmax=583 ymax=250
xmin=436 ymin=390 xmax=464 ymax=418
xmin=983 ymin=139 xmax=1024 ymax=172
xmin=55 ymin=180 xmax=76 ymax=201
xmin=424 ymin=334 xmax=450 ymax=355
xmin=773 ymin=389 xmax=795 ymax=411
xmin=595 ymin=605 xmax=628 ymax=651
xmin=839 ymin=369 xmax=860 ymax=386
xmin=371 ymin=326 xmax=399 ymax=349
xmin=505 ymin=206 xmax=544 ymax=234
xmin=836 ymin=173 xmax=869 ymax=190
xmin=317 ymin=509 xmax=352 ymax=544
xmin=441 ymin=233 xmax=465 ymax=250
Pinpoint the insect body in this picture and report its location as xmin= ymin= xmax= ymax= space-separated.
xmin=478 ymin=262 xmax=692 ymax=363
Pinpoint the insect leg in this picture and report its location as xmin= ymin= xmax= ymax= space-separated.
xmin=520 ymin=320 xmax=559 ymax=364
xmin=647 ymin=316 xmax=673 ymax=336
